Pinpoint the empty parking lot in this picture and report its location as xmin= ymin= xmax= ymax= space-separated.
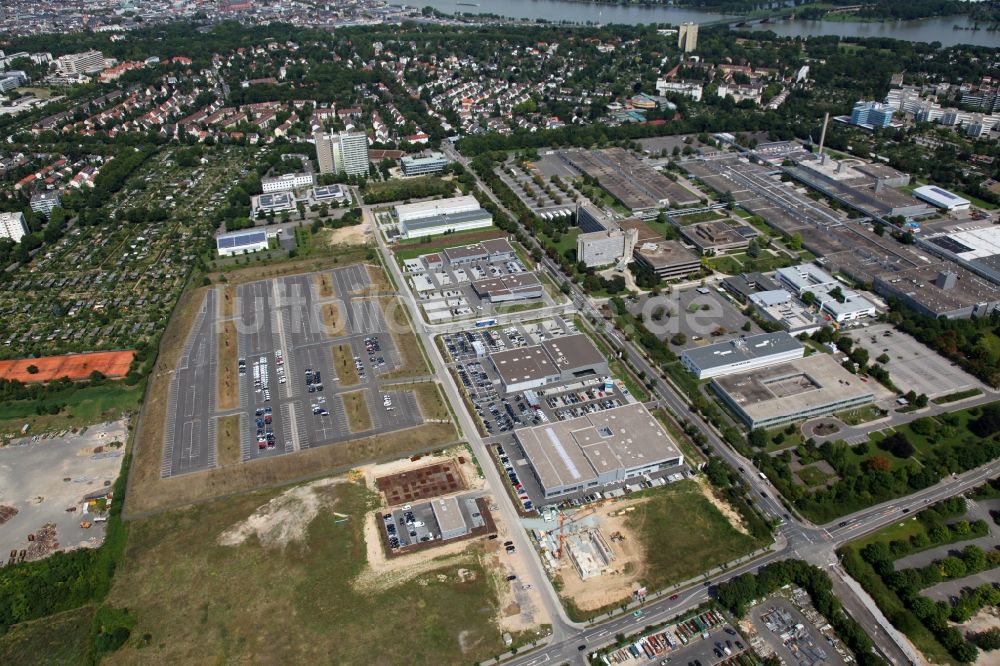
xmin=162 ymin=264 xmax=428 ymax=477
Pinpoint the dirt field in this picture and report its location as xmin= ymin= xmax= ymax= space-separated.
xmin=321 ymin=302 xmax=347 ymax=337
xmin=220 ymin=284 xmax=236 ymax=318
xmin=332 ymin=343 xmax=360 ymax=386
xmin=365 ymin=263 xmax=393 ymax=293
xmin=217 ymin=320 xmax=239 ymax=410
xmin=0 ymin=351 xmax=135 ymax=383
xmin=315 ymin=273 xmax=335 ymax=299
xmin=126 ymin=419 xmax=458 ymax=517
xmin=380 ymin=297 xmax=430 ymax=379
xmin=323 ymin=218 xmax=370 ymax=247
xmin=342 ymin=390 xmax=373 ymax=433
xmin=217 ymin=415 xmax=242 ymax=467
xmin=375 ymin=460 xmax=467 ymax=506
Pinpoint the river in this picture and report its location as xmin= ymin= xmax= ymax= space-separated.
xmin=418 ymin=0 xmax=1000 ymax=47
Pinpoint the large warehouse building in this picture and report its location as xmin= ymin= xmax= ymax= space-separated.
xmin=712 ymin=354 xmax=884 ymax=429
xmin=471 ymin=273 xmax=543 ymax=303
xmin=216 ymin=229 xmax=269 ymax=256
xmin=489 ymin=333 xmax=608 ymax=393
xmin=680 ymin=332 xmax=805 ymax=380
xmin=514 ymin=403 xmax=685 ymax=499
xmin=395 ymin=195 xmax=493 ymax=239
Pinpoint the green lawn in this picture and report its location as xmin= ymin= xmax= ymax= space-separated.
xmin=0 ymin=605 xmax=96 ymax=666
xmin=0 ymin=382 xmax=143 ymax=438
xmin=795 ymin=465 xmax=831 ymax=488
xmin=539 ymin=227 xmax=580 ymax=259
xmin=626 ymin=480 xmax=761 ymax=592
xmin=104 ymin=479 xmax=506 ymax=665
xmin=835 ymin=405 xmax=886 ymax=426
xmin=674 ymin=210 xmax=726 ymax=225
xmin=652 ymin=408 xmax=706 ymax=467
xmin=393 ymin=229 xmax=503 ymax=262
xmin=706 ymin=250 xmax=796 ymax=275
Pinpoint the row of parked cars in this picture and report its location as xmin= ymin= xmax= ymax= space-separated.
xmin=254 ymin=406 xmax=275 ymax=449
xmin=496 ymin=444 xmax=533 ymax=512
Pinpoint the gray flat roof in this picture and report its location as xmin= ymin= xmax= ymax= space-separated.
xmin=490 ymin=345 xmax=559 ymax=385
xmin=516 ymin=403 xmax=682 ymax=492
xmin=682 ymin=332 xmax=803 ymax=371
xmin=712 ymin=354 xmax=888 ymax=422
xmin=471 ymin=272 xmax=541 ymax=298
xmin=403 ymin=208 xmax=492 ymax=231
xmin=541 ymin=333 xmax=607 ymax=372
xmin=431 ymin=496 xmax=467 ymax=534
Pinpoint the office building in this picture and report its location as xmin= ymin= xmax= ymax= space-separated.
xmin=216 ymin=229 xmax=269 ymax=256
xmin=56 ymin=50 xmax=106 ymax=75
xmin=577 ymin=228 xmax=639 ymax=268
xmin=680 ymin=332 xmax=805 ymax=380
xmin=774 ymin=264 xmax=839 ymax=297
xmin=315 ymin=130 xmax=369 ymax=176
xmin=850 ymin=101 xmax=893 ymax=128
xmin=514 ymin=403 xmax=684 ymax=499
xmin=441 ymin=238 xmax=517 ymax=266
xmin=395 ymin=195 xmax=493 ymax=239
xmin=261 ymin=172 xmax=314 ymax=194
xmin=30 ymin=191 xmax=61 ymax=215
xmin=0 ymin=211 xmax=28 ymax=243
xmin=401 ymin=152 xmax=449 ymax=177
xmin=678 ymin=23 xmax=699 ymax=53
xmin=712 ymin=355 xmax=884 ymax=429
xmin=431 ymin=497 xmax=469 ymax=540
xmin=252 ymin=191 xmax=296 ymax=216
xmin=632 ymin=240 xmax=702 ymax=281
xmin=489 ymin=333 xmax=608 ymax=393
xmin=471 ymin=273 xmax=543 ymax=303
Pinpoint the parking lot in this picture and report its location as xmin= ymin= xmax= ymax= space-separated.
xmin=601 ymin=608 xmax=749 ymax=666
xmin=749 ymin=596 xmax=845 ymax=666
xmin=626 ymin=286 xmax=759 ymax=346
xmin=379 ymin=492 xmax=490 ymax=552
xmin=162 ymin=264 xmax=426 ymax=477
xmin=846 ymin=322 xmax=986 ymax=399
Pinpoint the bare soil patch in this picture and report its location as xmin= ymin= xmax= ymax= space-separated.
xmin=694 ymin=475 xmax=750 ymax=536
xmin=375 ymin=460 xmax=466 ymax=506
xmin=342 ymin=390 xmax=373 ymax=433
xmin=332 ymin=343 xmax=360 ymax=387
xmin=217 ymin=320 xmax=239 ymax=410
xmin=218 ymin=477 xmax=345 ymax=548
xmin=315 ymin=273 xmax=335 ymax=299
xmin=217 ymin=414 xmax=242 ymax=467
xmin=220 ymin=284 xmax=236 ymax=318
xmin=0 ymin=351 xmax=134 ymax=383
xmin=365 ymin=263 xmax=393 ymax=293
xmin=320 ymin=301 xmax=348 ymax=338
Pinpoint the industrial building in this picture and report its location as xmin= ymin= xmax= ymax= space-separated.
xmin=513 ymin=403 xmax=684 ymax=499
xmin=577 ymin=229 xmax=639 ymax=268
xmin=712 ymin=354 xmax=881 ymax=429
xmin=441 ymin=238 xmax=516 ymax=265
xmin=722 ymin=272 xmax=781 ymax=302
xmin=401 ymin=152 xmax=449 ymax=177
xmin=395 ymin=195 xmax=493 ymax=239
xmin=680 ymin=332 xmax=805 ymax=380
xmin=488 ymin=333 xmax=608 ymax=393
xmin=680 ymin=219 xmax=758 ymax=255
xmin=471 ymin=273 xmax=543 ymax=303
xmin=216 ymin=229 xmax=269 ymax=256
xmin=912 ymin=185 xmax=971 ymax=211
xmin=775 ymin=264 xmax=840 ymax=296
xmin=30 ymin=191 xmax=61 ymax=215
xmin=430 ymin=496 xmax=468 ymax=540
xmin=750 ymin=292 xmax=825 ymax=336
xmin=251 ymin=191 xmax=296 ymax=216
xmin=0 ymin=211 xmax=28 ymax=243
xmin=874 ymin=264 xmax=1000 ymax=319
xmin=632 ymin=240 xmax=702 ymax=281
xmin=315 ymin=130 xmax=369 ymax=176
xmin=261 ymin=172 xmax=314 ymax=194
xmin=920 ymin=225 xmax=1000 ymax=286
xmin=309 ymin=184 xmax=348 ymax=204
xmin=788 ymin=158 xmax=932 ymax=219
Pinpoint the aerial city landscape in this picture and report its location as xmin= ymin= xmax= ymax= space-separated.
xmin=0 ymin=0 xmax=999 ymax=664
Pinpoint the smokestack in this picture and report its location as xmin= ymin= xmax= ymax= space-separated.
xmin=818 ymin=112 xmax=829 ymax=164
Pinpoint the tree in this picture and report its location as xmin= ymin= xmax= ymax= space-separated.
xmin=972 ymin=627 xmax=1000 ymax=651
xmin=26 ymin=365 xmax=38 ymax=375
xmin=801 ymin=291 xmax=816 ymax=307
xmin=749 ymin=428 xmax=769 ymax=448
xmin=670 ymin=332 xmax=687 ymax=346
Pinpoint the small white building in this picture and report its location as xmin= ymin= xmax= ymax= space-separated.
xmin=261 ymin=172 xmax=315 ymax=194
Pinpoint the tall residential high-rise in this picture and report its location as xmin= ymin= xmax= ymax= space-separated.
xmin=315 ymin=130 xmax=369 ymax=176
xmin=678 ymin=23 xmax=698 ymax=53
xmin=55 ymin=49 xmax=106 ymax=75
xmin=850 ymin=101 xmax=893 ymax=128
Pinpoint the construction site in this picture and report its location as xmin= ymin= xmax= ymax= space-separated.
xmin=529 ymin=499 xmax=648 ymax=612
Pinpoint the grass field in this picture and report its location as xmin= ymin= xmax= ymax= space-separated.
xmin=342 ymin=390 xmax=373 ymax=433
xmin=218 ymin=320 xmax=239 ymax=410
xmin=835 ymin=405 xmax=885 ymax=426
xmin=365 ymin=263 xmax=393 ymax=293
xmin=626 ymin=480 xmax=761 ymax=591
xmin=217 ymin=414 xmax=242 ymax=467
xmin=0 ymin=605 xmax=96 ymax=666
xmin=221 ymin=284 xmax=236 ymax=318
xmin=382 ymin=381 xmax=452 ymax=422
xmin=795 ymin=465 xmax=831 ymax=488
xmin=0 ymin=382 xmax=143 ymax=438
xmin=316 ymin=272 xmax=335 ymax=298
xmin=392 ymin=229 xmax=505 ymax=263
xmin=320 ymin=302 xmax=347 ymax=337
xmin=104 ymin=480 xmax=506 ymax=665
xmin=332 ymin=343 xmax=360 ymax=387
xmin=380 ymin=297 xmax=431 ymax=379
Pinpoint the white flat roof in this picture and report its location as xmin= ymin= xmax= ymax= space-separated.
xmin=913 ymin=185 xmax=970 ymax=209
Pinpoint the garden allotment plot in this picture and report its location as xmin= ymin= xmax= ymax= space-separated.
xmin=162 ymin=265 xmax=424 ymax=477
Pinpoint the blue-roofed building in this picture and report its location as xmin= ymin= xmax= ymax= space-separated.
xmin=217 ymin=229 xmax=269 ymax=256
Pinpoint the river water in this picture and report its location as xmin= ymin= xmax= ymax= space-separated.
xmin=418 ymin=0 xmax=1000 ymax=47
